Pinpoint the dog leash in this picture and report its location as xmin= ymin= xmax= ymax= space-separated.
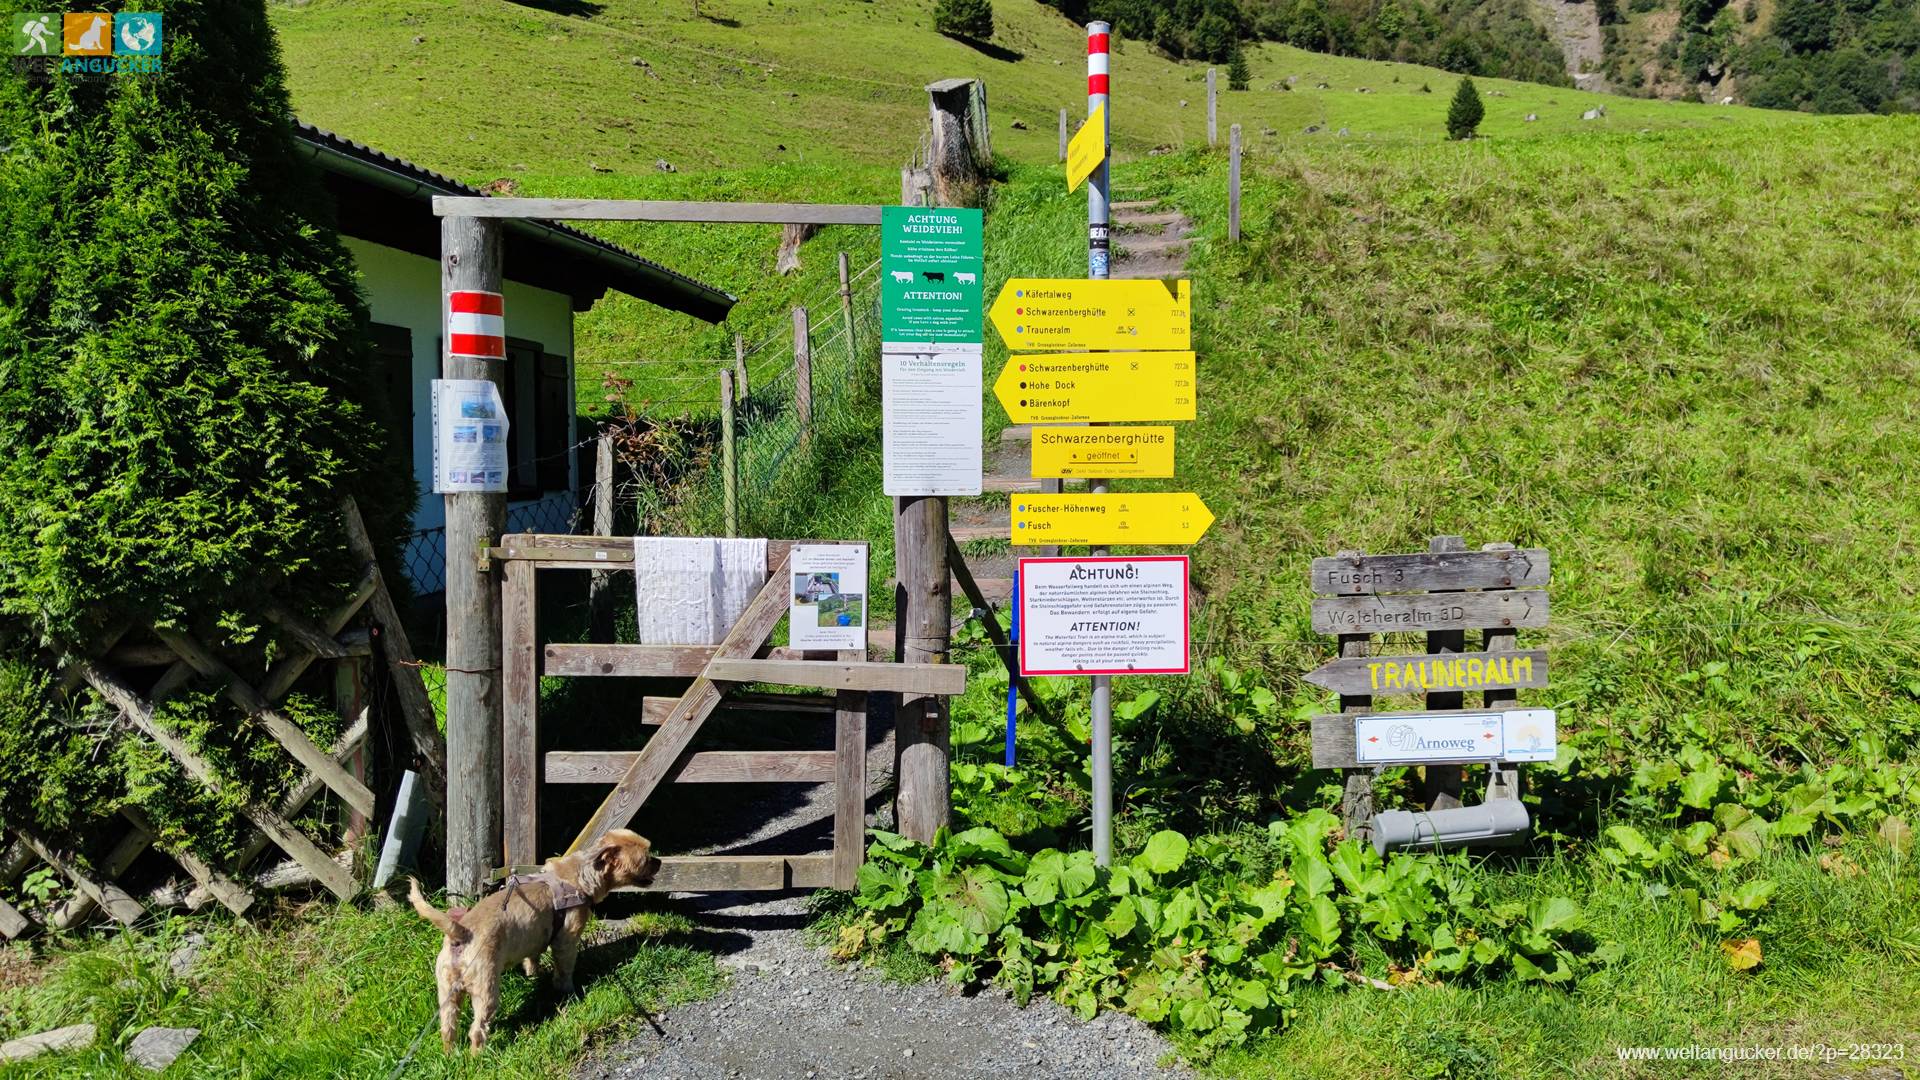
xmin=385 ymin=1011 xmax=436 ymax=1080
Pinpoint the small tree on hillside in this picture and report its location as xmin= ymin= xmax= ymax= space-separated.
xmin=1228 ymin=44 xmax=1251 ymax=90
xmin=1447 ymin=76 xmax=1485 ymax=139
xmin=934 ymin=0 xmax=994 ymax=42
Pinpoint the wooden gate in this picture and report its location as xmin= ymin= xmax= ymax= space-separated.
xmin=493 ymin=533 xmax=965 ymax=891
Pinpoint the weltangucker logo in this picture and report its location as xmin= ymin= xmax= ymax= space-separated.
xmin=12 ymin=11 xmax=162 ymax=74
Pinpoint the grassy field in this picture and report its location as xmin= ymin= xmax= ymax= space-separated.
xmin=0 ymin=904 xmax=719 ymax=1077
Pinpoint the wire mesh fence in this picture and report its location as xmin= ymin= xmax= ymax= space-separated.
xmin=589 ymin=257 xmax=885 ymax=541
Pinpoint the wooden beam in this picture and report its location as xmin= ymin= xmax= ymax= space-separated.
xmin=260 ymin=599 xmax=354 ymax=659
xmin=639 ymin=692 xmax=835 ymax=724
xmin=340 ymin=496 xmax=447 ymax=793
xmin=258 ymin=565 xmax=378 ymax=700
xmin=13 ymin=825 xmax=145 ymax=927
xmin=832 ymin=647 xmax=867 ymax=891
xmin=432 ymin=196 xmax=886 ymax=226
xmin=544 ymin=643 xmax=716 ymax=678
xmin=948 ymin=536 xmax=1052 ymax=725
xmin=48 ymin=821 xmax=152 ymax=929
xmin=501 ymin=558 xmax=540 ymax=868
xmin=226 ymin=708 xmax=368 ymax=881
xmin=613 ymin=853 xmax=835 ymax=893
xmin=568 ymin=551 xmax=795 ymax=853
xmin=704 ymin=657 xmax=965 ymax=696
xmin=77 ymin=661 xmax=357 ymax=900
xmin=1310 ymin=590 xmax=1549 ymax=635
xmin=1310 ymin=548 xmax=1551 ymax=596
xmin=1311 ymin=708 xmax=1531 ymax=770
xmin=1420 ymin=536 xmax=1470 ymax=812
xmin=151 ymin=626 xmax=376 ymax=820
xmin=545 ymin=750 xmax=836 ymax=785
xmin=493 ymin=534 xmax=797 ymax=572
xmin=0 ymin=895 xmax=30 ymax=940
xmin=123 ymin=808 xmax=254 ymax=917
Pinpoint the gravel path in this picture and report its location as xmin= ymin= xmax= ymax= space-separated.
xmin=575 ymin=890 xmax=1187 ymax=1080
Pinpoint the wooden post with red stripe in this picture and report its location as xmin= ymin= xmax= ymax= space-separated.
xmin=441 ymin=217 xmax=506 ymax=899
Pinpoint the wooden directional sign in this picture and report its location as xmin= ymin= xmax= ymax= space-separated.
xmin=1303 ymin=650 xmax=1549 ymax=696
xmin=989 ymin=279 xmax=1191 ymax=352
xmin=1031 ymin=426 xmax=1175 ymax=479
xmin=993 ymin=352 xmax=1196 ymax=424
xmin=1311 ymin=549 xmax=1550 ymax=595
xmin=1066 ymin=104 xmax=1106 ymax=193
xmin=1310 ymin=590 xmax=1549 ymax=635
xmin=1011 ymin=493 xmax=1214 ymax=547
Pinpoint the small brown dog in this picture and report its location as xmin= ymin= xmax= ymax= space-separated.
xmin=409 ymin=829 xmax=660 ymax=1053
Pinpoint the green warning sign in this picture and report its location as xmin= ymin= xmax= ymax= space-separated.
xmin=880 ymin=206 xmax=984 ymax=349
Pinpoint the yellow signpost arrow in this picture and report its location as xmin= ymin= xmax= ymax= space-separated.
xmin=1066 ymin=104 xmax=1106 ymax=193
xmin=990 ymin=278 xmax=1191 ymax=352
xmin=1010 ymin=492 xmax=1215 ymax=547
xmin=993 ymin=352 xmax=1195 ymax=424
xmin=1031 ymin=426 xmax=1176 ymax=479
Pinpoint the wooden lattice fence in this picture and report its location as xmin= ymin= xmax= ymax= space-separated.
xmin=0 ymin=498 xmax=445 ymax=938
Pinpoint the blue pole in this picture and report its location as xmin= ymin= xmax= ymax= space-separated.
xmin=1005 ymin=570 xmax=1020 ymax=767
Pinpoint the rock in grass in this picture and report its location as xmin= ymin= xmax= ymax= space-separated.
xmin=0 ymin=1023 xmax=96 ymax=1063
xmin=127 ymin=1027 xmax=199 ymax=1072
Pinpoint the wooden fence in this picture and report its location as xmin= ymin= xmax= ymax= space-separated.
xmin=0 ymin=498 xmax=445 ymax=938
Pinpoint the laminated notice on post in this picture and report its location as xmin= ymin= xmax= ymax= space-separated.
xmin=883 ymin=349 xmax=983 ymax=496
xmin=790 ymin=544 xmax=869 ymax=652
xmin=1018 ymin=556 xmax=1189 ymax=676
xmin=432 ymin=379 xmax=509 ymax=493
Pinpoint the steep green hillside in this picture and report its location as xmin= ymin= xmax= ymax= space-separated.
xmin=270 ymin=0 xmax=1789 ymax=179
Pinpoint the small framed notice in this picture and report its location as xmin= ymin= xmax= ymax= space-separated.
xmin=789 ymin=544 xmax=868 ymax=652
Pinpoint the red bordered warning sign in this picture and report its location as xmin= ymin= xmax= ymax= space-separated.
xmin=447 ymin=290 xmax=506 ymax=359
xmin=1017 ymin=556 xmax=1190 ymax=676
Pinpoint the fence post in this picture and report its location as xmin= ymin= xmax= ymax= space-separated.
xmin=838 ymin=251 xmax=857 ymax=368
xmin=1228 ymin=123 xmax=1242 ymax=243
xmin=720 ymin=368 xmax=738 ymax=538
xmin=893 ymin=494 xmax=951 ymax=842
xmin=589 ymin=430 xmax=616 ymax=641
xmin=733 ymin=332 xmax=749 ymax=399
xmin=793 ymin=306 xmax=813 ymax=447
xmin=1059 ymin=107 xmax=1068 ymax=162
xmin=440 ymin=214 xmax=505 ymax=899
xmin=1207 ymin=67 xmax=1218 ymax=146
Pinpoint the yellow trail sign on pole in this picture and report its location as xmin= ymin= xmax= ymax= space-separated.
xmin=990 ymin=278 xmax=1190 ymax=352
xmin=993 ymin=352 xmax=1195 ymax=424
xmin=1011 ymin=492 xmax=1215 ymax=546
xmin=1066 ymin=104 xmax=1107 ymax=193
xmin=1031 ymin=426 xmax=1176 ymax=478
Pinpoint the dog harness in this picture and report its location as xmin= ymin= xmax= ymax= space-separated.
xmin=446 ymin=871 xmax=590 ymax=963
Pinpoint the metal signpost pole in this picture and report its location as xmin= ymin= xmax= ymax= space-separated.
xmin=1086 ymin=20 xmax=1114 ymax=867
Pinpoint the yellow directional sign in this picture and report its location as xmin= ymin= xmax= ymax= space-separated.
xmin=1066 ymin=104 xmax=1107 ymax=193
xmin=993 ymin=352 xmax=1195 ymax=424
xmin=1031 ymin=426 xmax=1176 ymax=479
xmin=1011 ymin=493 xmax=1215 ymax=547
xmin=990 ymin=278 xmax=1190 ymax=352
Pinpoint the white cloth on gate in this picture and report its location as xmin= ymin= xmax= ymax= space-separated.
xmin=631 ymin=537 xmax=768 ymax=645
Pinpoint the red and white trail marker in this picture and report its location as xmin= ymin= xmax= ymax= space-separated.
xmin=447 ymin=290 xmax=506 ymax=360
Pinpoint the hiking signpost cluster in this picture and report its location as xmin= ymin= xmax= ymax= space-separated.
xmin=984 ymin=23 xmax=1211 ymax=866
xmin=1307 ymin=537 xmax=1557 ymax=850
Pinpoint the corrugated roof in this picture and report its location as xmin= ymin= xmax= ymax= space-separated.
xmin=294 ymin=121 xmax=736 ymax=322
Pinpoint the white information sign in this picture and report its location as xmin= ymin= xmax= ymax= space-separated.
xmin=431 ymin=379 xmax=509 ymax=494
xmin=1352 ymin=709 xmax=1558 ymax=765
xmin=789 ymin=543 xmax=869 ymax=652
xmin=882 ymin=348 xmax=983 ymax=496
xmin=1018 ymin=556 xmax=1189 ymax=676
